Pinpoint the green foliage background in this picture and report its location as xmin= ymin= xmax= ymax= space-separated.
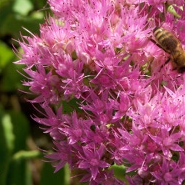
xmin=0 ymin=0 xmax=70 ymax=185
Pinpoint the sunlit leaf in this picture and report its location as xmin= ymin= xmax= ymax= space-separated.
xmin=0 ymin=41 xmax=14 ymax=70
xmin=13 ymin=0 xmax=33 ymax=16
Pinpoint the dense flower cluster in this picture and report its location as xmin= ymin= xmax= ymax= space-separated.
xmin=16 ymin=0 xmax=185 ymax=184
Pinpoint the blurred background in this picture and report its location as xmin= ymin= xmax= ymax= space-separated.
xmin=0 ymin=0 xmax=72 ymax=185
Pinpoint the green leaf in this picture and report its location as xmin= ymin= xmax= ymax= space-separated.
xmin=9 ymin=111 xmax=30 ymax=152
xmin=62 ymin=98 xmax=83 ymax=113
xmin=13 ymin=0 xmax=33 ymax=16
xmin=6 ymin=158 xmax=32 ymax=185
xmin=6 ymin=111 xmax=33 ymax=185
xmin=0 ymin=1 xmax=45 ymax=38
xmin=1 ymin=62 xmax=24 ymax=92
xmin=12 ymin=150 xmax=42 ymax=161
xmin=30 ymin=0 xmax=47 ymax=8
xmin=112 ymin=164 xmax=128 ymax=183
xmin=1 ymin=13 xmax=44 ymax=39
xmin=0 ymin=41 xmax=14 ymax=70
xmin=40 ymin=163 xmax=70 ymax=185
xmin=167 ymin=5 xmax=181 ymax=18
xmin=0 ymin=0 xmax=14 ymax=33
xmin=0 ymin=106 xmax=14 ymax=185
xmin=1 ymin=114 xmax=14 ymax=150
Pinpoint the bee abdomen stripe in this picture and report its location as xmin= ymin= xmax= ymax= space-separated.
xmin=157 ymin=33 xmax=169 ymax=43
xmin=154 ymin=29 xmax=170 ymax=39
xmin=161 ymin=36 xmax=178 ymax=51
xmin=153 ymin=27 xmax=160 ymax=33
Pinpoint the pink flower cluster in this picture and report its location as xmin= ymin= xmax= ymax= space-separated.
xmin=16 ymin=0 xmax=185 ymax=184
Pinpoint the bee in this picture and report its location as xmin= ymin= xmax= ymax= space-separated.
xmin=153 ymin=27 xmax=185 ymax=73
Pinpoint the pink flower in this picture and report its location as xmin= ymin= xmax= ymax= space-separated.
xmin=78 ymin=144 xmax=110 ymax=181
xmin=151 ymin=159 xmax=182 ymax=184
xmin=46 ymin=141 xmax=72 ymax=172
xmin=150 ymin=129 xmax=183 ymax=157
xmin=16 ymin=0 xmax=185 ymax=184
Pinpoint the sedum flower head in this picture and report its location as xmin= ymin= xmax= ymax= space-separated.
xmin=16 ymin=0 xmax=185 ymax=184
